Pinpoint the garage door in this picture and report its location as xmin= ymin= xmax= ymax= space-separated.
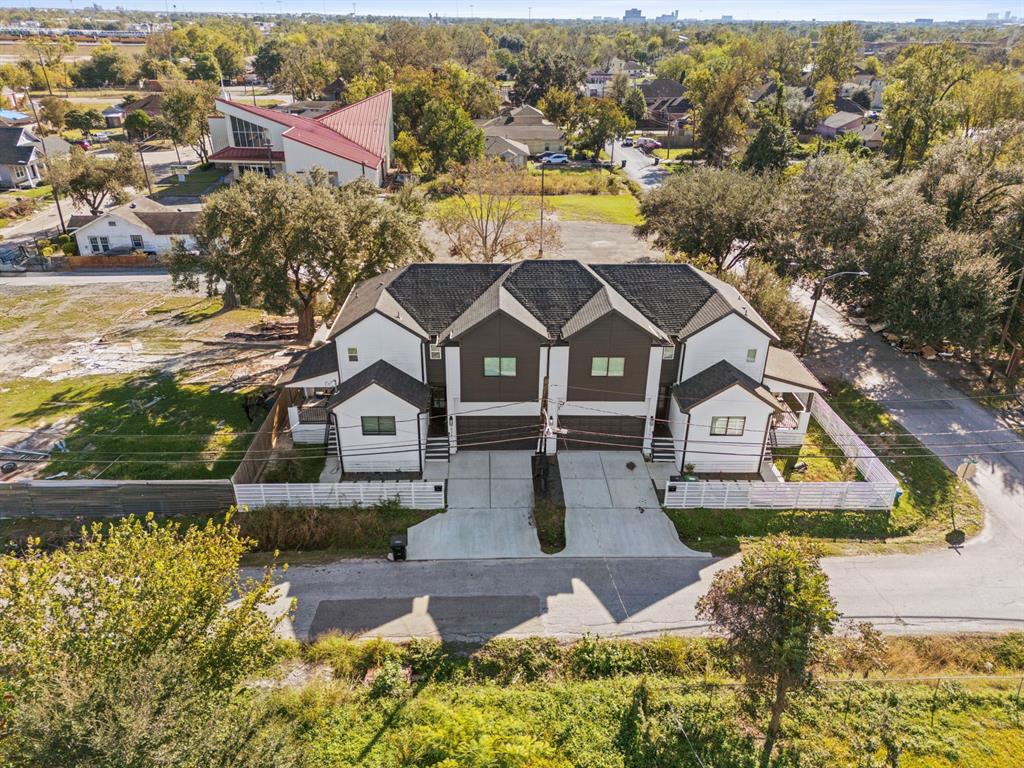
xmin=457 ymin=416 xmax=540 ymax=450
xmin=557 ymin=416 xmax=645 ymax=451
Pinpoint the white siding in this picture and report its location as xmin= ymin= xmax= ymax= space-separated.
xmin=334 ymin=312 xmax=423 ymax=382
xmin=282 ymin=136 xmax=384 ymax=185
xmin=668 ymin=396 xmax=687 ymax=468
xmin=72 ymin=215 xmax=196 ymax=255
xmin=681 ymin=314 xmax=770 ymax=383
xmin=445 ymin=346 xmax=461 ymax=452
xmin=333 ymin=384 xmax=423 ymax=473
xmin=682 ymin=384 xmax=774 ymax=473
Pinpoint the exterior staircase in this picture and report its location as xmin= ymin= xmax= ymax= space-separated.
xmin=425 ymin=435 xmax=449 ymax=461
xmin=650 ymin=436 xmax=676 ymax=463
xmin=326 ymin=423 xmax=339 ymax=456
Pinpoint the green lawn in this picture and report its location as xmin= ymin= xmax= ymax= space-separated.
xmin=667 ymin=380 xmax=984 ymax=555
xmin=0 ymin=185 xmax=53 ymax=201
xmin=0 ymin=373 xmax=255 ymax=480
xmin=651 ymin=147 xmax=700 ymax=160
xmin=544 ymin=193 xmax=642 ymax=225
xmin=153 ymin=165 xmax=225 ymax=200
xmin=773 ymin=419 xmax=855 ymax=482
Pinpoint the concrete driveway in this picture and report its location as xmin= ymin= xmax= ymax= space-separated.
xmin=557 ymin=451 xmax=708 ymax=558
xmin=406 ymin=451 xmax=542 ymax=560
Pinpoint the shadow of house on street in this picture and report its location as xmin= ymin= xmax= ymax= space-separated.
xmin=296 ymin=556 xmax=714 ymax=644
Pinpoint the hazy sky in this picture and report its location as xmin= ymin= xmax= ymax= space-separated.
xmin=7 ymin=0 xmax=1022 ymax=22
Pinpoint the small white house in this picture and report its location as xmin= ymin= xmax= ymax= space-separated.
xmin=67 ymin=198 xmax=200 ymax=255
xmin=0 ymin=126 xmax=69 ymax=190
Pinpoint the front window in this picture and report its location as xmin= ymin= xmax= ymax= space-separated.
xmin=229 ymin=114 xmax=269 ymax=148
xmin=88 ymin=236 xmax=110 ymax=253
xmin=361 ymin=416 xmax=396 ymax=436
xmin=483 ymin=356 xmax=517 ymax=377
xmin=746 ymin=348 xmax=758 ymax=363
xmin=130 ymin=235 xmax=144 ymax=249
xmin=591 ymin=356 xmax=625 ymax=377
xmin=347 ymin=347 xmax=358 ymax=362
xmin=238 ymin=164 xmax=271 ymax=177
xmin=710 ymin=417 xmax=746 ymax=436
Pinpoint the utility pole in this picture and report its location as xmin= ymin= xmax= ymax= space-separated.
xmin=991 ymin=264 xmax=1024 ymax=381
xmin=24 ymin=90 xmax=66 ymax=233
xmin=539 ymin=163 xmax=545 ymax=257
xmin=137 ymin=139 xmax=153 ymax=196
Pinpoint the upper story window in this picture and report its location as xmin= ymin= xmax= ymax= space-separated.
xmin=483 ymin=356 xmax=517 ymax=377
xmin=710 ymin=416 xmax=746 ymax=436
xmin=229 ymin=114 xmax=269 ymax=148
xmin=591 ymin=356 xmax=625 ymax=377
xmin=662 ymin=346 xmax=675 ymax=361
xmin=347 ymin=347 xmax=358 ymax=362
xmin=107 ymin=220 xmax=117 ymax=227
xmin=746 ymin=348 xmax=758 ymax=363
xmin=429 ymin=344 xmax=442 ymax=360
xmin=361 ymin=416 xmax=396 ymax=436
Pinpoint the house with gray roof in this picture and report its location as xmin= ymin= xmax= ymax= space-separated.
xmin=67 ymin=197 xmax=200 ymax=256
xmin=474 ymin=105 xmax=565 ymax=157
xmin=277 ymin=259 xmax=824 ymax=475
xmin=0 ymin=126 xmax=69 ymax=189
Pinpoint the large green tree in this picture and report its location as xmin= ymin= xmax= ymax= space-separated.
xmin=813 ymin=22 xmax=861 ymax=85
xmin=170 ymin=173 xmax=429 ymax=341
xmin=637 ymin=167 xmax=777 ymax=273
xmin=416 ymin=98 xmax=485 ymax=175
xmin=160 ymin=81 xmax=219 ymax=163
xmin=65 ymin=107 xmax=105 ymax=137
xmin=573 ymin=98 xmax=632 ymax=159
xmin=696 ymin=536 xmax=839 ymax=768
xmin=74 ymin=41 xmax=137 ymax=86
xmin=0 ymin=515 xmax=299 ymax=768
xmin=46 ymin=144 xmax=146 ymax=215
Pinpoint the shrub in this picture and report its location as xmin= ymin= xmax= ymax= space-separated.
xmin=644 ymin=635 xmax=732 ymax=678
xmin=402 ymin=637 xmax=469 ymax=682
xmin=991 ymin=634 xmax=1024 ymax=670
xmin=368 ymin=660 xmax=410 ymax=699
xmin=57 ymin=233 xmax=72 ymax=245
xmin=62 ymin=242 xmax=76 ymax=256
xmin=472 ymin=637 xmax=563 ymax=683
xmin=567 ymin=635 xmax=646 ymax=678
xmin=305 ymin=633 xmax=365 ymax=679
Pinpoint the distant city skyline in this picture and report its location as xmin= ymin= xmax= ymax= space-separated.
xmin=5 ymin=0 xmax=1024 ymax=23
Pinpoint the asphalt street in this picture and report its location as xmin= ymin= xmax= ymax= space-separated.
xmin=260 ymin=296 xmax=1024 ymax=643
xmin=607 ymin=140 xmax=671 ymax=190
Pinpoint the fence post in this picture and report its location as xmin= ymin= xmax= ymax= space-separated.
xmin=411 ymin=483 xmax=417 ymax=508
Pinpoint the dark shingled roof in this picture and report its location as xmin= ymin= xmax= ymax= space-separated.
xmin=673 ymin=361 xmax=781 ymax=412
xmin=0 ymin=126 xmax=36 ymax=165
xmin=135 ymin=211 xmax=200 ymax=235
xmin=326 ymin=360 xmax=431 ymax=410
xmin=590 ymin=263 xmax=717 ymax=336
xmin=278 ymin=342 xmax=338 ymax=386
xmin=503 ymin=261 xmax=602 ymax=336
xmin=640 ymin=78 xmax=686 ymax=100
xmin=385 ymin=263 xmax=511 ymax=335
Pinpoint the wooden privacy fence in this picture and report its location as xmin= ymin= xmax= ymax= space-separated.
xmin=0 ymin=480 xmax=235 ymax=518
xmin=231 ymin=388 xmax=303 ymax=485
xmin=234 ymin=481 xmax=445 ymax=511
xmin=664 ymin=395 xmax=901 ymax=511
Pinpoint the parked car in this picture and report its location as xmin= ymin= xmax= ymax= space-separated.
xmin=621 ymin=137 xmax=634 ymax=147
xmin=542 ymin=153 xmax=570 ymax=165
xmin=535 ymin=150 xmax=556 ymax=160
xmin=72 ymin=139 xmax=91 ymax=151
xmin=90 ymin=132 xmax=111 ymax=143
xmin=636 ymin=138 xmax=662 ymax=150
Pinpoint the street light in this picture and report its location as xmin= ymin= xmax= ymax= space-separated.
xmin=799 ymin=270 xmax=869 ymax=357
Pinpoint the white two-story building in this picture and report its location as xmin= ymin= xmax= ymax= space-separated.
xmin=207 ymin=90 xmax=393 ymax=186
xmin=277 ymin=260 xmax=824 ymax=476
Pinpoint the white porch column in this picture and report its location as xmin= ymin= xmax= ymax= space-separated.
xmin=546 ymin=345 xmax=569 ymax=454
xmin=287 ymin=404 xmax=300 ymax=432
xmin=445 ymin=346 xmax=461 ymax=453
xmin=642 ymin=346 xmax=662 ymax=456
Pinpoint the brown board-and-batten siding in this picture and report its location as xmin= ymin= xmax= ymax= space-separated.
xmin=565 ymin=312 xmax=654 ymax=401
xmin=458 ymin=312 xmax=543 ymax=403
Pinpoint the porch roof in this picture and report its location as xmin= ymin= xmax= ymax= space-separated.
xmin=673 ymin=360 xmax=781 ymax=412
xmin=276 ymin=342 xmax=338 ymax=387
xmin=326 ymin=360 xmax=430 ymax=411
xmin=208 ymin=146 xmax=286 ymax=163
xmin=763 ymin=347 xmax=825 ymax=393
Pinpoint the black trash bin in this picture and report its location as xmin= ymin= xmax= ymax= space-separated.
xmin=620 ymin=159 xmax=627 ymax=168
xmin=389 ymin=533 xmax=408 ymax=561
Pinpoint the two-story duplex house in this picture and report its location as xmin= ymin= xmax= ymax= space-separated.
xmin=207 ymin=90 xmax=392 ymax=186
xmin=278 ymin=260 xmax=824 ymax=475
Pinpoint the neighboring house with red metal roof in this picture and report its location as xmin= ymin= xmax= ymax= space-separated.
xmin=207 ymin=90 xmax=393 ymax=187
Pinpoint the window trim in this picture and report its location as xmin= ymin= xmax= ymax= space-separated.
xmin=130 ymin=234 xmax=144 ymax=249
xmin=591 ymin=356 xmax=625 ymax=377
xmin=229 ymin=114 xmax=269 ymax=148
xmin=361 ymin=416 xmax=397 ymax=436
xmin=662 ymin=346 xmax=675 ymax=361
xmin=710 ymin=416 xmax=746 ymax=437
xmin=483 ymin=356 xmax=517 ymax=377
xmin=429 ymin=344 xmax=442 ymax=360
xmin=347 ymin=347 xmax=358 ymax=362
